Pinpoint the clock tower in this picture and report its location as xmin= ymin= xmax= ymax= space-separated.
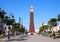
xmin=29 ymin=5 xmax=35 ymax=35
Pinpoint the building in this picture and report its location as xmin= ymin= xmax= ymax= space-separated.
xmin=52 ymin=25 xmax=60 ymax=32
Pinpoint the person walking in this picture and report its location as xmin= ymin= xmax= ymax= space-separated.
xmin=53 ymin=32 xmax=55 ymax=39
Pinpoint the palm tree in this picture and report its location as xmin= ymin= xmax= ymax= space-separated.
xmin=57 ymin=14 xmax=60 ymax=25
xmin=5 ymin=15 xmax=15 ymax=39
xmin=2 ymin=16 xmax=9 ymax=25
xmin=39 ymin=25 xmax=49 ymax=31
xmin=48 ymin=18 xmax=57 ymax=27
xmin=0 ymin=8 xmax=6 ymax=35
xmin=12 ymin=22 xmax=25 ymax=35
xmin=57 ymin=14 xmax=60 ymax=21
xmin=0 ymin=8 xmax=6 ymax=19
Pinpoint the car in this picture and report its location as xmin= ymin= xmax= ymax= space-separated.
xmin=55 ymin=33 xmax=60 ymax=38
xmin=0 ymin=34 xmax=5 ymax=37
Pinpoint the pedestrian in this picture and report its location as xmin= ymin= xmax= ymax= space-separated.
xmin=53 ymin=32 xmax=55 ymax=39
xmin=39 ymin=31 xmax=41 ymax=35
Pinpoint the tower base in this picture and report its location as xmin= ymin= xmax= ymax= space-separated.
xmin=28 ymin=32 xmax=36 ymax=35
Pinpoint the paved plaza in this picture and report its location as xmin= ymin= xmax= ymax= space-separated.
xmin=0 ymin=34 xmax=60 ymax=42
xmin=26 ymin=34 xmax=60 ymax=42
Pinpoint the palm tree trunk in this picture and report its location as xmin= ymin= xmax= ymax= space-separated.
xmin=8 ymin=25 xmax=10 ymax=39
xmin=8 ymin=31 xmax=10 ymax=39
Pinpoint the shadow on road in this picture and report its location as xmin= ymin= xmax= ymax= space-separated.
xmin=4 ymin=38 xmax=28 ymax=42
xmin=4 ymin=34 xmax=29 ymax=42
xmin=6 ymin=38 xmax=27 ymax=41
xmin=20 ymin=34 xmax=29 ymax=38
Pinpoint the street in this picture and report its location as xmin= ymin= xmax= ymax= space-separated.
xmin=0 ymin=34 xmax=60 ymax=42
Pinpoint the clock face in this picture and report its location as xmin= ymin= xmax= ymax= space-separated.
xmin=30 ymin=5 xmax=34 ymax=12
xmin=30 ymin=8 xmax=34 ymax=12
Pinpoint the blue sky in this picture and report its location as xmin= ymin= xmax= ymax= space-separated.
xmin=0 ymin=0 xmax=60 ymax=29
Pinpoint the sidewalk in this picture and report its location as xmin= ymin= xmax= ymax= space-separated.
xmin=0 ymin=34 xmax=25 ymax=41
xmin=0 ymin=40 xmax=4 ymax=42
xmin=26 ymin=34 xmax=60 ymax=42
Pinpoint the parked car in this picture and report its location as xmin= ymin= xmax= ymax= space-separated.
xmin=0 ymin=34 xmax=5 ymax=37
xmin=55 ymin=32 xmax=60 ymax=38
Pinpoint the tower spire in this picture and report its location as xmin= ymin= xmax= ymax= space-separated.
xmin=30 ymin=5 xmax=34 ymax=12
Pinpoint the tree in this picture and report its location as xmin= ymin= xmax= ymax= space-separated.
xmin=39 ymin=26 xmax=44 ymax=32
xmin=5 ymin=15 xmax=15 ymax=28
xmin=57 ymin=14 xmax=60 ymax=25
xmin=2 ymin=16 xmax=9 ymax=25
xmin=18 ymin=26 xmax=25 ymax=33
xmin=0 ymin=8 xmax=6 ymax=19
xmin=48 ymin=18 xmax=57 ymax=27
xmin=39 ymin=25 xmax=49 ymax=32
xmin=12 ymin=23 xmax=20 ymax=31
xmin=5 ymin=15 xmax=15 ymax=39
xmin=57 ymin=14 xmax=60 ymax=21
xmin=12 ymin=23 xmax=25 ymax=35
xmin=0 ymin=8 xmax=6 ymax=35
